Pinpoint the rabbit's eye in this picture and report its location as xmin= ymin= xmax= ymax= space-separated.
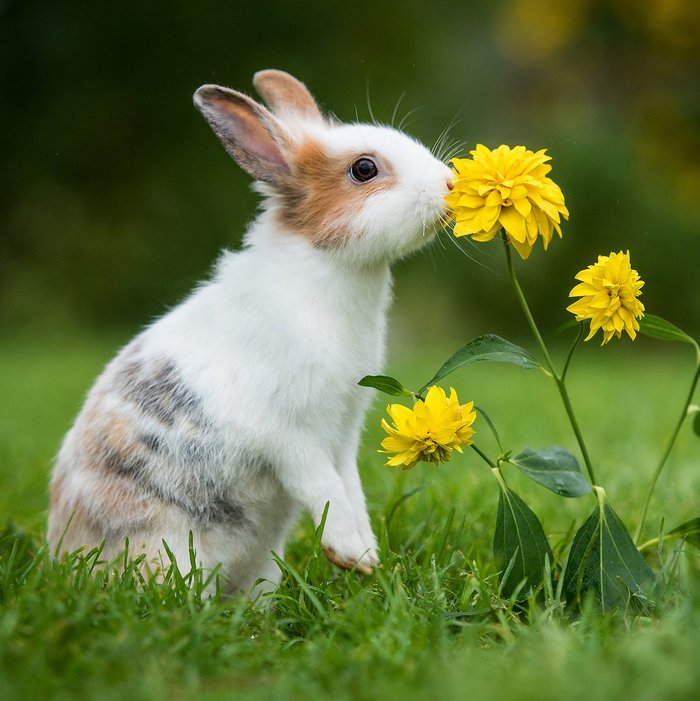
xmin=349 ymin=158 xmax=378 ymax=183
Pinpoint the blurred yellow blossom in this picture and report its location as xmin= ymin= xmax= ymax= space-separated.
xmin=446 ymin=144 xmax=569 ymax=260
xmin=567 ymin=251 xmax=645 ymax=345
xmin=380 ymin=386 xmax=476 ymax=470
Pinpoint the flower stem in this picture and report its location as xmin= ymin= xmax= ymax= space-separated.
xmin=635 ymin=360 xmax=700 ymax=542
xmin=637 ymin=536 xmax=660 ymax=553
xmin=470 ymin=443 xmax=497 ymax=468
xmin=502 ymin=234 xmax=597 ymax=486
xmin=502 ymin=236 xmax=557 ymax=372
xmin=561 ymin=323 xmax=585 ymax=383
xmin=490 ymin=466 xmax=507 ymax=489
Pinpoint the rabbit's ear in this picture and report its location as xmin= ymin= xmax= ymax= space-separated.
xmin=194 ymin=85 xmax=291 ymax=182
xmin=253 ymin=69 xmax=324 ymax=122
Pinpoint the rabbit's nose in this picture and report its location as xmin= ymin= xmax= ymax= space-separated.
xmin=446 ymin=178 xmax=454 ymax=191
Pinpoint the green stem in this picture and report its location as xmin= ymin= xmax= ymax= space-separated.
xmin=635 ymin=361 xmax=700 ymax=542
xmin=637 ymin=536 xmax=660 ymax=553
xmin=470 ymin=443 xmax=497 ymax=468
xmin=556 ymin=380 xmax=597 ymax=485
xmin=502 ymin=237 xmax=557 ymax=373
xmin=502 ymin=234 xmax=597 ymax=486
xmin=490 ymin=465 xmax=507 ymax=489
xmin=561 ymin=323 xmax=585 ymax=383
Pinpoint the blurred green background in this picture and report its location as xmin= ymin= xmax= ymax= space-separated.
xmin=2 ymin=0 xmax=699 ymax=343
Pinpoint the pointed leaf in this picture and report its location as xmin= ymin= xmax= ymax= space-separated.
xmin=493 ymin=478 xmax=553 ymax=598
xmin=508 ymin=447 xmax=591 ymax=497
xmin=639 ymin=314 xmax=698 ymax=348
xmin=418 ymin=334 xmax=542 ymax=395
xmin=667 ymin=517 xmax=700 ymax=547
xmin=562 ymin=488 xmax=654 ymax=611
xmin=358 ymin=375 xmax=413 ymax=397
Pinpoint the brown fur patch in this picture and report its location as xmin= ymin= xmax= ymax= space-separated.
xmin=275 ymin=139 xmax=397 ymax=248
xmin=78 ymin=398 xmax=148 ymax=480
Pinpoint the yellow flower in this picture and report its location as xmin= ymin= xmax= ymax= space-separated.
xmin=445 ymin=144 xmax=569 ymax=260
xmin=566 ymin=251 xmax=645 ymax=345
xmin=380 ymin=386 xmax=476 ymax=470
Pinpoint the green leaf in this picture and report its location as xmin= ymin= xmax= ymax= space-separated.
xmin=667 ymin=517 xmax=700 ymax=547
xmin=358 ymin=375 xmax=413 ymax=397
xmin=418 ymin=335 xmax=542 ymax=395
xmin=562 ymin=487 xmax=655 ymax=611
xmin=639 ymin=314 xmax=698 ymax=348
xmin=493 ymin=474 xmax=553 ymax=599
xmin=508 ymin=447 xmax=591 ymax=497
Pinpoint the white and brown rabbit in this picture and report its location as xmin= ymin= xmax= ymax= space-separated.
xmin=47 ymin=69 xmax=454 ymax=594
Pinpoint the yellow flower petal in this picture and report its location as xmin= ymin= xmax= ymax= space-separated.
xmin=567 ymin=251 xmax=645 ymax=345
xmin=509 ymin=236 xmax=534 ymax=260
xmin=445 ymin=144 xmax=568 ymax=259
xmin=512 ymin=196 xmax=532 ymax=218
xmin=379 ymin=386 xmax=476 ymax=470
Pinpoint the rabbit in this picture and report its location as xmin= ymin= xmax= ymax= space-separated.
xmin=47 ymin=69 xmax=454 ymax=594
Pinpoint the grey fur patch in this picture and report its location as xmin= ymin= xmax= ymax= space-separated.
xmin=180 ymin=439 xmax=209 ymax=463
xmin=116 ymin=357 xmax=206 ymax=428
xmin=138 ymin=433 xmax=163 ymax=453
xmin=167 ymin=482 xmax=247 ymax=529
xmin=184 ymin=495 xmax=246 ymax=528
xmin=94 ymin=351 xmax=248 ymax=530
xmin=94 ymin=432 xmax=246 ymax=530
xmin=103 ymin=448 xmax=149 ymax=479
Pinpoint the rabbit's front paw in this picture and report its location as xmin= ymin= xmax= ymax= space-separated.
xmin=321 ymin=531 xmax=379 ymax=575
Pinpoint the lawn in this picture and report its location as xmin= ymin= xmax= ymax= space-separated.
xmin=1 ymin=329 xmax=699 ymax=700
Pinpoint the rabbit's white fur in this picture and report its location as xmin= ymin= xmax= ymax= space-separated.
xmin=48 ymin=70 xmax=453 ymax=594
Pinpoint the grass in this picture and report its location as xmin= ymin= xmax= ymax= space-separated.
xmin=1 ymin=329 xmax=699 ymax=700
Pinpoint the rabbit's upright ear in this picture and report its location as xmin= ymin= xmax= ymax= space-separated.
xmin=253 ymin=69 xmax=324 ymax=123
xmin=194 ymin=85 xmax=291 ymax=182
